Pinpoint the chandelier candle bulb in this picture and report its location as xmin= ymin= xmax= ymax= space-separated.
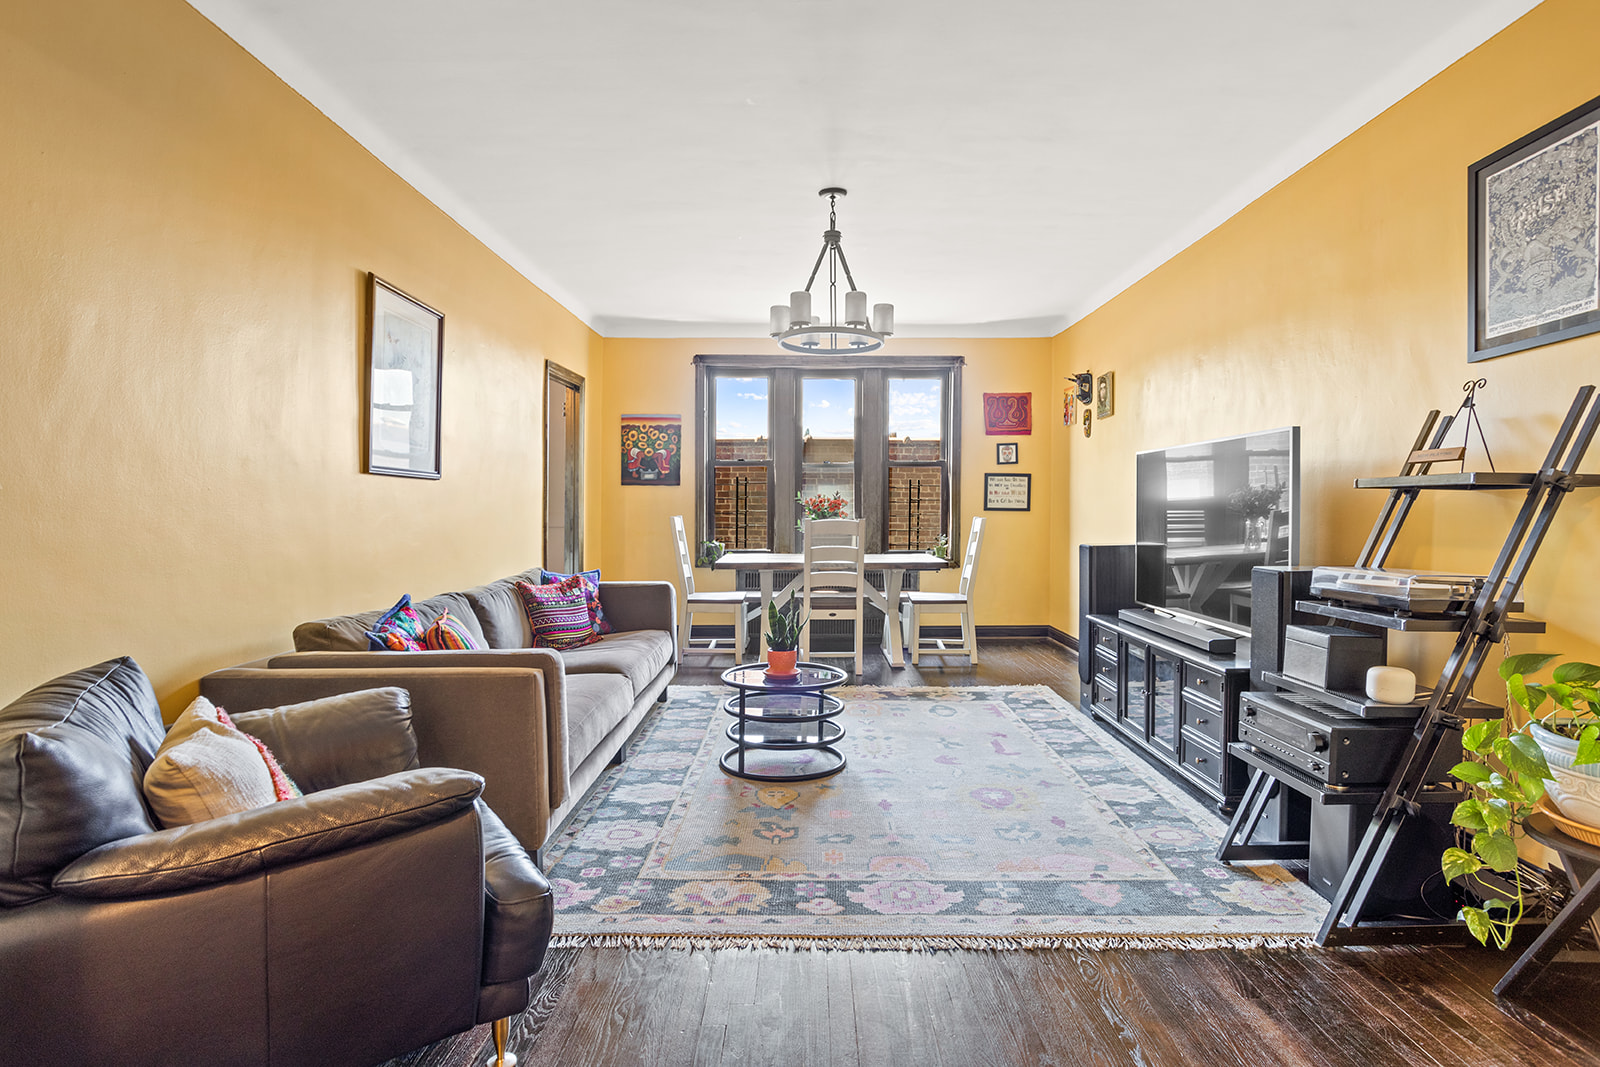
xmin=769 ymin=304 xmax=791 ymax=335
xmin=789 ymin=290 xmax=812 ymax=327
xmin=873 ymin=303 xmax=894 ymax=336
xmin=845 ymin=289 xmax=868 ymax=326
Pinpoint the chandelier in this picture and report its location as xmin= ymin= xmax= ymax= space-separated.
xmin=768 ymin=188 xmax=895 ymax=354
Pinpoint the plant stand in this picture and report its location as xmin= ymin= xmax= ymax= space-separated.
xmin=1494 ymin=811 xmax=1600 ymax=996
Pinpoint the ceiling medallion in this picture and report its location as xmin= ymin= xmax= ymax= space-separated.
xmin=769 ymin=188 xmax=895 ymax=355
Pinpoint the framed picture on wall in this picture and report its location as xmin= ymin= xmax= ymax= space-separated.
xmin=1470 ymin=92 xmax=1600 ymax=362
xmin=1095 ymin=372 xmax=1115 ymax=419
xmin=982 ymin=392 xmax=1032 ymax=435
xmin=996 ymin=442 xmax=1018 ymax=465
xmin=365 ymin=274 xmax=443 ymax=479
xmin=984 ymin=472 xmax=1031 ymax=511
xmin=621 ymin=414 xmax=682 ymax=485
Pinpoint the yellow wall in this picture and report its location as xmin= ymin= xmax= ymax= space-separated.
xmin=600 ymin=338 xmax=1055 ymax=627
xmin=1051 ymin=0 xmax=1600 ymax=693
xmin=0 ymin=0 xmax=601 ymax=712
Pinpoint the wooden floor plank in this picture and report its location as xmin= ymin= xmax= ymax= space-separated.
xmin=629 ymin=949 xmax=714 ymax=1067
xmin=847 ymin=951 xmax=945 ymax=1066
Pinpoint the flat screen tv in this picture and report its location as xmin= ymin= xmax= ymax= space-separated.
xmin=1134 ymin=426 xmax=1300 ymax=633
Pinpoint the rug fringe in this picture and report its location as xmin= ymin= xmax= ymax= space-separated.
xmin=548 ymin=933 xmax=1319 ymax=952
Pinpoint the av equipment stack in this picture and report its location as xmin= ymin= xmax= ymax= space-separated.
xmin=1217 ymin=386 xmax=1600 ymax=945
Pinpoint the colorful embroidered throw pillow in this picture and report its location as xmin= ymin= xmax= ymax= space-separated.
xmin=421 ymin=610 xmax=485 ymax=651
xmin=540 ymin=568 xmax=613 ymax=634
xmin=365 ymin=594 xmax=426 ymax=651
xmin=516 ymin=579 xmax=601 ymax=650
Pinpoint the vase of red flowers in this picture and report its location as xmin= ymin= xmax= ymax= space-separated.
xmin=797 ymin=491 xmax=848 ymax=528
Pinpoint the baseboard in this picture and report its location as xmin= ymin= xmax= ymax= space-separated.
xmin=915 ymin=624 xmax=1053 ymax=640
xmin=691 ymin=622 xmax=1073 ymax=647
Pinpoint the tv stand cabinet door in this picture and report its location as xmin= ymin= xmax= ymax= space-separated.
xmin=1148 ymin=650 xmax=1181 ymax=755
xmin=1120 ymin=640 xmax=1149 ymax=738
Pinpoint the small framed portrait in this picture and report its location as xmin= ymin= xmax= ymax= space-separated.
xmin=1095 ymin=372 xmax=1115 ymax=419
xmin=996 ymin=442 xmax=1019 ymax=465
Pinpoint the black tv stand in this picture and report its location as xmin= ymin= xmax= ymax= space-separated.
xmin=1116 ymin=608 xmax=1238 ymax=654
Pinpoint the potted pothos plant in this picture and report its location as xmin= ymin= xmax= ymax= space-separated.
xmin=696 ymin=539 xmax=726 ymax=568
xmin=763 ymin=594 xmax=806 ymax=678
xmin=1443 ymin=653 xmax=1600 ymax=948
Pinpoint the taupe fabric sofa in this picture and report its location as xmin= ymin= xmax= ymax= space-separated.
xmin=0 ymin=657 xmax=552 ymax=1067
xmin=202 ymin=568 xmax=677 ymax=857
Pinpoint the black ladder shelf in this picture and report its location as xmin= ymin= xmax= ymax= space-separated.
xmin=1217 ymin=385 xmax=1600 ymax=947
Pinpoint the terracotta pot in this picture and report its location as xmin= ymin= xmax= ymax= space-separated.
xmin=765 ymin=649 xmax=799 ymax=677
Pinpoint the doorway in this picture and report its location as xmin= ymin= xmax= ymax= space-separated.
xmin=544 ymin=362 xmax=584 ymax=575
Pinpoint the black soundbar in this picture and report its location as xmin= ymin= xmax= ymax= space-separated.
xmin=1116 ymin=608 xmax=1238 ymax=654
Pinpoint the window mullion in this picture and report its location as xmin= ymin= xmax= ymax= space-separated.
xmin=773 ymin=369 xmax=799 ymax=552
xmin=861 ymin=368 xmax=885 ymax=552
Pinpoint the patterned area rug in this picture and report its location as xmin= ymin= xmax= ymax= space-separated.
xmin=543 ymin=685 xmax=1327 ymax=948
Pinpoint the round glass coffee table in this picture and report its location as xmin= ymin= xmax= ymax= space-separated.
xmin=718 ymin=661 xmax=849 ymax=782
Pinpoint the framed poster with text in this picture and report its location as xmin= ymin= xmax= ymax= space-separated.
xmin=984 ymin=473 xmax=1031 ymax=511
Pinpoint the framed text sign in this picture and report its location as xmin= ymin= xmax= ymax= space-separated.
xmin=1470 ymin=92 xmax=1600 ymax=362
xmin=984 ymin=473 xmax=1031 ymax=511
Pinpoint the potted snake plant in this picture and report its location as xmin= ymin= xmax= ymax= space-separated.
xmin=764 ymin=594 xmax=806 ymax=677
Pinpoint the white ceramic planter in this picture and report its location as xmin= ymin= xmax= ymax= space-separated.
xmin=1529 ymin=722 xmax=1600 ymax=826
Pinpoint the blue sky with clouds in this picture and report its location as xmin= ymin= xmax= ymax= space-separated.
xmin=714 ymin=375 xmax=941 ymax=440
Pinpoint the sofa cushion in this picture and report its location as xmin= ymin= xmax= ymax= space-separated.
xmin=0 ymin=657 xmax=166 ymax=905
xmin=421 ymin=610 xmax=485 ymax=651
xmin=143 ymin=716 xmax=280 ymax=828
xmin=539 ymin=569 xmax=614 ymax=634
xmin=559 ymin=629 xmax=676 ymax=697
xmin=294 ymin=591 xmax=485 ymax=652
xmin=516 ymin=580 xmax=602 ymax=651
xmin=562 ymin=674 xmax=634 ymax=774
xmin=463 ymin=578 xmax=533 ymax=649
xmin=364 ymin=594 xmax=427 ymax=651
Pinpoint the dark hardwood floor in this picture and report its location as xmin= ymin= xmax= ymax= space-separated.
xmin=388 ymin=640 xmax=1600 ymax=1067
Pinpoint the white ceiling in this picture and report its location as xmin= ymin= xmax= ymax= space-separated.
xmin=187 ymin=0 xmax=1539 ymax=338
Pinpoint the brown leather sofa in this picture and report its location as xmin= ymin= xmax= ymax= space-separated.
xmin=202 ymin=569 xmax=677 ymax=858
xmin=0 ymin=657 xmax=553 ymax=1067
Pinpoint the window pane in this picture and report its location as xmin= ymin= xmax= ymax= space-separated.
xmin=887 ymin=378 xmax=942 ymax=460
xmin=715 ymin=376 xmax=768 ymax=458
xmin=802 ymin=378 xmax=855 ymax=519
xmin=887 ymin=466 xmax=944 ymax=550
xmin=713 ymin=465 xmax=769 ymax=549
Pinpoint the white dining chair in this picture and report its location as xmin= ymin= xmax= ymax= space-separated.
xmin=901 ymin=517 xmax=986 ymax=666
xmin=800 ymin=517 xmax=866 ymax=675
xmin=671 ymin=516 xmax=759 ymax=661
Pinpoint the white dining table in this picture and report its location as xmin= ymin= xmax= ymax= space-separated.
xmin=713 ymin=551 xmax=948 ymax=667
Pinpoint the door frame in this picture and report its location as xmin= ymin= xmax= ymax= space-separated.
xmin=543 ymin=361 xmax=586 ymax=573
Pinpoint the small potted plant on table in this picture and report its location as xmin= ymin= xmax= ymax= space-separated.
xmin=764 ymin=595 xmax=806 ymax=678
xmin=1443 ymin=653 xmax=1600 ymax=947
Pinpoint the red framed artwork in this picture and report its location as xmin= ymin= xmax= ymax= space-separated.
xmin=982 ymin=392 xmax=1032 ymax=435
